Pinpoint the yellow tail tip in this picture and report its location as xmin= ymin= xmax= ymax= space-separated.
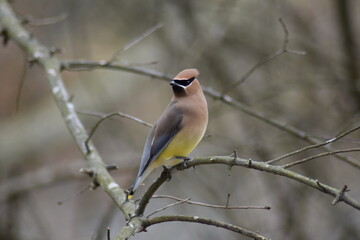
xmin=128 ymin=194 xmax=134 ymax=200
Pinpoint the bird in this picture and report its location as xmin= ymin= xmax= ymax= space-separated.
xmin=128 ymin=69 xmax=208 ymax=197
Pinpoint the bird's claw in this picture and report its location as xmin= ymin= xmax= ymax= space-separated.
xmin=183 ymin=157 xmax=192 ymax=167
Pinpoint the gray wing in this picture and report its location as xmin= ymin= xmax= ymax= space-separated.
xmin=137 ymin=101 xmax=183 ymax=177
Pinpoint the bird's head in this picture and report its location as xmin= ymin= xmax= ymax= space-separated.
xmin=170 ymin=69 xmax=201 ymax=97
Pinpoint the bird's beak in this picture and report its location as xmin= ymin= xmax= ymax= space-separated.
xmin=170 ymin=80 xmax=184 ymax=88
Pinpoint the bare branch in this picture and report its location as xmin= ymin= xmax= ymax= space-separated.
xmin=143 ymin=215 xmax=270 ymax=240
xmin=147 ymin=197 xmax=191 ymax=217
xmin=282 ymin=148 xmax=360 ymax=169
xmin=267 ymin=124 xmax=360 ymax=164
xmin=94 ymin=203 xmax=117 ymax=240
xmin=175 ymin=156 xmax=360 ymax=210
xmin=14 ymin=57 xmax=28 ymax=113
xmin=221 ymin=17 xmax=306 ymax=95
xmin=22 ymin=12 xmax=68 ymax=26
xmin=80 ymin=110 xmax=152 ymax=128
xmin=107 ymin=227 xmax=111 ymax=240
xmin=79 ymin=111 xmax=152 ymax=153
xmin=107 ymin=23 xmax=163 ymax=64
xmin=61 ymin=59 xmax=172 ymax=78
xmin=78 ymin=110 xmax=153 ymax=128
xmin=226 ymin=193 xmax=231 ymax=207
xmin=135 ymin=167 xmax=172 ymax=216
xmin=152 ymin=195 xmax=271 ymax=210
xmin=57 ymin=185 xmax=91 ymax=205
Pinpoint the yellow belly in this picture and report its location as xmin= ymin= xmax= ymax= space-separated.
xmin=152 ymin=128 xmax=204 ymax=168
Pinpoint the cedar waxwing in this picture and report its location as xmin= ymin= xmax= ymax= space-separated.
xmin=129 ymin=69 xmax=208 ymax=196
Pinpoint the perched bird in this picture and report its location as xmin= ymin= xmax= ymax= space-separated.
xmin=129 ymin=69 xmax=208 ymax=196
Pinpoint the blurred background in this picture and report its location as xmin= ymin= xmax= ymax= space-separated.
xmin=1 ymin=0 xmax=360 ymax=239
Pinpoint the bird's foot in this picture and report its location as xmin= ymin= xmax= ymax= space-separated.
xmin=174 ymin=156 xmax=192 ymax=168
xmin=183 ymin=157 xmax=192 ymax=167
xmin=162 ymin=166 xmax=172 ymax=181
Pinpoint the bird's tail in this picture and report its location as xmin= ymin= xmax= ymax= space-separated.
xmin=127 ymin=166 xmax=154 ymax=199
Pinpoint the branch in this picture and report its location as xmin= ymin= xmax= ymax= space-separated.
xmin=135 ymin=167 xmax=172 ymax=216
xmin=282 ymin=148 xmax=360 ymax=169
xmin=221 ymin=17 xmax=306 ymax=95
xmin=107 ymin=22 xmax=163 ymax=64
xmin=143 ymin=215 xmax=270 ymax=240
xmin=152 ymin=195 xmax=271 ymax=210
xmin=0 ymin=0 xmax=137 ymax=226
xmin=15 ymin=57 xmax=28 ymax=113
xmin=147 ymin=197 xmax=191 ymax=217
xmin=78 ymin=110 xmax=153 ymax=128
xmin=80 ymin=111 xmax=152 ymax=153
xmin=267 ymin=124 xmax=360 ymax=164
xmin=176 ymin=156 xmax=360 ymax=210
xmin=21 ymin=12 xmax=68 ymax=26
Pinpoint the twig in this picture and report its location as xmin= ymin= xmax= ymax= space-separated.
xmin=124 ymin=60 xmax=158 ymax=66
xmin=57 ymin=185 xmax=91 ymax=205
xmin=152 ymin=195 xmax=270 ymax=210
xmin=267 ymin=124 xmax=360 ymax=164
xmin=107 ymin=227 xmax=111 ymax=240
xmin=143 ymin=215 xmax=270 ymax=240
xmin=22 ymin=12 xmax=68 ymax=26
xmin=147 ymin=197 xmax=191 ymax=217
xmin=78 ymin=110 xmax=152 ymax=127
xmin=61 ymin=59 xmax=173 ymax=77
xmin=135 ymin=168 xmax=172 ymax=216
xmin=221 ymin=17 xmax=306 ymax=95
xmin=94 ymin=203 xmax=117 ymax=240
xmin=14 ymin=57 xmax=28 ymax=113
xmin=226 ymin=193 xmax=231 ymax=208
xmin=332 ymin=185 xmax=349 ymax=205
xmin=83 ymin=111 xmax=152 ymax=153
xmin=282 ymin=148 xmax=360 ymax=169
xmin=107 ymin=23 xmax=163 ymax=64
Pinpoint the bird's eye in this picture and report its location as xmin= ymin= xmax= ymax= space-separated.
xmin=174 ymin=77 xmax=195 ymax=87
